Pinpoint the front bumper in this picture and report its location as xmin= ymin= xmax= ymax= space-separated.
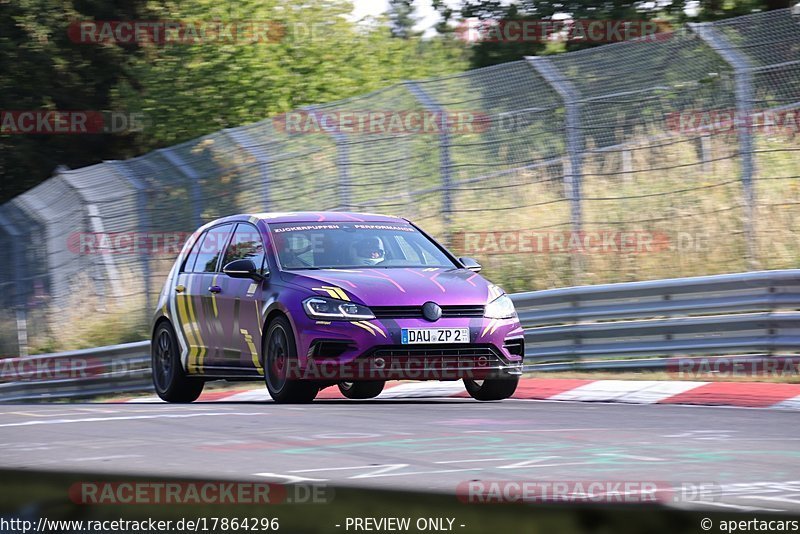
xmin=292 ymin=315 xmax=525 ymax=381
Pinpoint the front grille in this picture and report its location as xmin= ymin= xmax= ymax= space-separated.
xmin=361 ymin=344 xmax=508 ymax=372
xmin=370 ymin=344 xmax=499 ymax=358
xmin=371 ymin=305 xmax=484 ymax=319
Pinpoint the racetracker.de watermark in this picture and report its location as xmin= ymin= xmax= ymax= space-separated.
xmin=0 ymin=356 xmax=103 ymax=382
xmin=668 ymin=357 xmax=800 ymax=379
xmin=68 ymin=20 xmax=286 ymax=45
xmin=273 ymin=358 xmax=518 ymax=382
xmin=0 ymin=111 xmax=145 ymax=135
xmin=666 ymin=109 xmax=800 ymax=136
xmin=68 ymin=481 xmax=330 ymax=505
xmin=452 ymin=230 xmax=708 ymax=255
xmin=67 ymin=231 xmax=194 ymax=256
xmin=456 ymin=480 xmax=719 ymax=504
xmin=273 ymin=110 xmax=490 ymax=135
xmin=455 ymin=19 xmax=672 ymax=43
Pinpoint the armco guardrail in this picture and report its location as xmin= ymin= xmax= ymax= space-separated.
xmin=513 ymin=269 xmax=800 ymax=371
xmin=0 ymin=341 xmax=150 ymax=402
xmin=2 ymin=269 xmax=800 ymax=401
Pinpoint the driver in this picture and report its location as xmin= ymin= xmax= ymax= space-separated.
xmin=353 ymin=236 xmax=385 ymax=266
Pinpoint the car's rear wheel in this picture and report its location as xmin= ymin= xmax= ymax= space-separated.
xmin=264 ymin=316 xmax=318 ymax=403
xmin=338 ymin=380 xmax=385 ymax=399
xmin=463 ymin=377 xmax=518 ymax=401
xmin=152 ymin=321 xmax=204 ymax=403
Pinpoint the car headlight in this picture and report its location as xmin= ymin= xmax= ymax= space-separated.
xmin=484 ymin=294 xmax=516 ymax=319
xmin=303 ymin=297 xmax=375 ymax=321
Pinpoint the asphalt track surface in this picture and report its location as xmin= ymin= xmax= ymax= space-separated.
xmin=1 ymin=398 xmax=799 ymax=513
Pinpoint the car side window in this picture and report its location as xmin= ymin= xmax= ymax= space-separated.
xmin=222 ymin=223 xmax=267 ymax=273
xmin=181 ymin=232 xmax=205 ymax=273
xmin=191 ymin=223 xmax=234 ymax=273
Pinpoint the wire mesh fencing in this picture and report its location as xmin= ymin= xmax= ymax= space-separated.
xmin=1 ymin=8 xmax=798 ymax=356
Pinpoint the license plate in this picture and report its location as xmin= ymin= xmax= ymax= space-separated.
xmin=401 ymin=328 xmax=470 ymax=344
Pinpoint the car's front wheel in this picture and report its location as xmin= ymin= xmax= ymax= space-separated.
xmin=463 ymin=377 xmax=518 ymax=401
xmin=152 ymin=321 xmax=204 ymax=403
xmin=264 ymin=316 xmax=318 ymax=403
xmin=338 ymin=380 xmax=385 ymax=399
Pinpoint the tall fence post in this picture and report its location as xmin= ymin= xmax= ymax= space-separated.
xmin=0 ymin=212 xmax=27 ymax=356
xmin=225 ymin=128 xmax=271 ymax=211
xmin=406 ymin=82 xmax=453 ymax=244
xmin=306 ymin=106 xmax=351 ymax=211
xmin=526 ymin=56 xmax=584 ymax=282
xmin=112 ymin=162 xmax=153 ymax=314
xmin=690 ymin=23 xmax=758 ymax=269
xmin=159 ymin=148 xmax=204 ymax=228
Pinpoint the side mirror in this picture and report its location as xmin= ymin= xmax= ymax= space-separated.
xmin=459 ymin=257 xmax=482 ymax=273
xmin=222 ymin=259 xmax=264 ymax=281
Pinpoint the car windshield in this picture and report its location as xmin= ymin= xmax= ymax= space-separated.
xmin=269 ymin=222 xmax=457 ymax=270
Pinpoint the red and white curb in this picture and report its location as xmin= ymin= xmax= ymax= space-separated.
xmin=118 ymin=378 xmax=800 ymax=409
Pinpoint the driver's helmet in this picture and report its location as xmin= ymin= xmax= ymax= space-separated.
xmin=353 ymin=236 xmax=385 ymax=266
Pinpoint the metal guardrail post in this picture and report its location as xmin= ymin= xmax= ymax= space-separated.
xmin=406 ymin=82 xmax=453 ymax=245
xmin=690 ymin=23 xmax=758 ymax=270
xmin=0 ymin=211 xmax=27 ymax=356
xmin=225 ymin=128 xmax=272 ymax=211
xmin=525 ymin=56 xmax=584 ymax=282
xmin=112 ymin=162 xmax=153 ymax=313
xmin=159 ymin=148 xmax=204 ymax=228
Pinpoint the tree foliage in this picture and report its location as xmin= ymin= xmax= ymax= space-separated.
xmin=1 ymin=0 xmax=468 ymax=203
xmin=433 ymin=0 xmax=793 ymax=68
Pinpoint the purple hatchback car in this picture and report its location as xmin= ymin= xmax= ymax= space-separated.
xmin=151 ymin=212 xmax=524 ymax=403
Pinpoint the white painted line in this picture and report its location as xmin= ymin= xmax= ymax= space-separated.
xmin=70 ymin=454 xmax=143 ymax=462
xmin=0 ymin=412 xmax=261 ymax=428
xmin=435 ymin=457 xmax=510 ymax=464
xmin=695 ymin=501 xmax=785 ymax=512
xmin=749 ymin=495 xmax=800 ymax=505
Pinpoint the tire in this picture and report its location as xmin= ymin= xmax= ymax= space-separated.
xmin=463 ymin=377 xmax=518 ymax=401
xmin=152 ymin=321 xmax=204 ymax=403
xmin=338 ymin=380 xmax=385 ymax=399
xmin=264 ymin=316 xmax=318 ymax=403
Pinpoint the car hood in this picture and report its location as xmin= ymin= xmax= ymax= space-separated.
xmin=280 ymin=267 xmax=496 ymax=306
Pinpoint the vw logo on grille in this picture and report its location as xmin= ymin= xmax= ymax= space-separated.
xmin=422 ymin=301 xmax=442 ymax=322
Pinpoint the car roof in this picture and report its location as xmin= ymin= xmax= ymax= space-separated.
xmin=246 ymin=212 xmax=408 ymax=224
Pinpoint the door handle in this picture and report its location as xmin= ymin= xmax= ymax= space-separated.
xmin=175 ymin=285 xmax=185 ymax=293
xmin=208 ymin=285 xmax=222 ymax=293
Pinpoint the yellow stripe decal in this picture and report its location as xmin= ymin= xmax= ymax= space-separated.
xmin=358 ymin=321 xmax=387 ymax=338
xmin=321 ymin=285 xmax=349 ymax=301
xmin=185 ymin=287 xmax=204 ymax=374
xmin=211 ymin=275 xmax=219 ymax=317
xmin=176 ymin=293 xmax=197 ymax=373
xmin=312 ymin=286 xmax=343 ymax=300
xmin=240 ymin=328 xmax=262 ymax=372
xmin=481 ymin=319 xmax=497 ymax=337
xmin=255 ymin=301 xmax=262 ymax=335
xmin=352 ymin=322 xmax=377 ymax=336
